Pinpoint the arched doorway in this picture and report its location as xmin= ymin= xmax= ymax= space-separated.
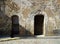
xmin=34 ymin=15 xmax=44 ymax=35
xmin=11 ymin=15 xmax=19 ymax=38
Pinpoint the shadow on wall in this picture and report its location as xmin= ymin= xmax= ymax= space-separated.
xmin=0 ymin=15 xmax=11 ymax=38
xmin=0 ymin=15 xmax=33 ymax=38
xmin=11 ymin=15 xmax=33 ymax=38
xmin=19 ymin=25 xmax=33 ymax=37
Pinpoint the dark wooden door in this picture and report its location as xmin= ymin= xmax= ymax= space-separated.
xmin=11 ymin=15 xmax=19 ymax=37
xmin=34 ymin=15 xmax=44 ymax=35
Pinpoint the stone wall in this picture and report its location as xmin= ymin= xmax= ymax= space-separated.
xmin=0 ymin=0 xmax=60 ymax=36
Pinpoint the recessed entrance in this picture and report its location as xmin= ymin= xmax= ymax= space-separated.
xmin=34 ymin=15 xmax=44 ymax=35
xmin=11 ymin=15 xmax=19 ymax=38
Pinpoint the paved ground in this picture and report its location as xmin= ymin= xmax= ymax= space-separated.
xmin=0 ymin=36 xmax=60 ymax=44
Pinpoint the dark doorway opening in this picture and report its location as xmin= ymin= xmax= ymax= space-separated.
xmin=11 ymin=15 xmax=19 ymax=38
xmin=34 ymin=15 xmax=44 ymax=35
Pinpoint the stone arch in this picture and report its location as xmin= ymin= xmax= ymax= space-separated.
xmin=29 ymin=10 xmax=48 ymax=36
